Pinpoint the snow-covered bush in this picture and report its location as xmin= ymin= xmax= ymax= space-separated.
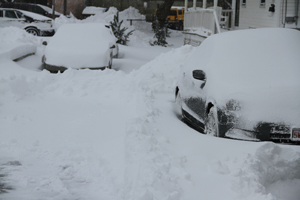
xmin=110 ymin=12 xmax=134 ymax=45
xmin=151 ymin=19 xmax=170 ymax=47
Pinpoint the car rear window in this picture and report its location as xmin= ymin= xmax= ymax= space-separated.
xmin=5 ymin=10 xmax=17 ymax=18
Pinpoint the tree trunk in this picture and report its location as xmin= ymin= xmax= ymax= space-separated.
xmin=156 ymin=0 xmax=176 ymax=29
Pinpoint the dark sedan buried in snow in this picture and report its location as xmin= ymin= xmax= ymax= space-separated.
xmin=175 ymin=28 xmax=300 ymax=143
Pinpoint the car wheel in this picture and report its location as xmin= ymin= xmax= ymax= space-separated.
xmin=175 ymin=90 xmax=183 ymax=118
xmin=25 ymin=28 xmax=39 ymax=36
xmin=205 ymin=107 xmax=219 ymax=137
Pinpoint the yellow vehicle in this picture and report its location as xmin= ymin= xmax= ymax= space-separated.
xmin=155 ymin=7 xmax=184 ymax=30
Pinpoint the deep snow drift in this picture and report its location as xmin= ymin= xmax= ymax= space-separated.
xmin=0 ymin=7 xmax=300 ymax=200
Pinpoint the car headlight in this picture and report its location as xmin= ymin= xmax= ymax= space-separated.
xmin=226 ymin=99 xmax=241 ymax=111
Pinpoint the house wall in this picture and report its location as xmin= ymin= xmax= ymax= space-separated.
xmin=55 ymin=0 xmax=86 ymax=18
xmin=239 ymin=0 xmax=299 ymax=29
xmin=239 ymin=0 xmax=281 ymax=29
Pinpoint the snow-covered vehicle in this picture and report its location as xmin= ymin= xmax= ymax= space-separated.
xmin=42 ymin=23 xmax=118 ymax=73
xmin=1 ymin=2 xmax=61 ymax=19
xmin=0 ymin=8 xmax=55 ymax=36
xmin=175 ymin=28 xmax=300 ymax=143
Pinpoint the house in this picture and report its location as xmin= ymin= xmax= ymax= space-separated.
xmin=238 ymin=0 xmax=299 ymax=29
xmin=183 ymin=0 xmax=299 ymax=46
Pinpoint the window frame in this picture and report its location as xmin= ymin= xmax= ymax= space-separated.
xmin=241 ymin=0 xmax=246 ymax=7
xmin=260 ymin=0 xmax=266 ymax=7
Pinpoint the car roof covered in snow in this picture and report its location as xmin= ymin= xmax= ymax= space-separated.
xmin=45 ymin=23 xmax=116 ymax=68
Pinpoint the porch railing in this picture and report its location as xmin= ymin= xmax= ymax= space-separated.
xmin=184 ymin=8 xmax=221 ymax=35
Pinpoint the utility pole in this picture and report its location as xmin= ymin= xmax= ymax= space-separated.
xmin=63 ymin=0 xmax=67 ymax=15
xmin=52 ymin=0 xmax=55 ymax=20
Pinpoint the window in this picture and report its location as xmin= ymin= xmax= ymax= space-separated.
xmin=0 ymin=10 xmax=3 ymax=17
xmin=5 ymin=10 xmax=17 ymax=18
xmin=260 ymin=0 xmax=266 ymax=6
xmin=242 ymin=0 xmax=246 ymax=6
xmin=16 ymin=11 xmax=23 ymax=18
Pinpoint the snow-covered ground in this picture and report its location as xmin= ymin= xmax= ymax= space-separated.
xmin=0 ymin=7 xmax=299 ymax=200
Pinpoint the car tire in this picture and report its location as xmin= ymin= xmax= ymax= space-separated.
xmin=205 ymin=107 xmax=219 ymax=137
xmin=25 ymin=27 xmax=39 ymax=36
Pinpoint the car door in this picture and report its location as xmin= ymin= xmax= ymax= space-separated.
xmin=1 ymin=10 xmax=26 ymax=29
xmin=181 ymin=69 xmax=207 ymax=129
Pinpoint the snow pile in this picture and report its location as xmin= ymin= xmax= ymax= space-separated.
xmin=235 ymin=143 xmax=300 ymax=200
xmin=54 ymin=6 xmax=152 ymax=47
xmin=0 ymin=27 xmax=38 ymax=60
xmin=130 ymin=45 xmax=196 ymax=92
xmin=1 ymin=25 xmax=300 ymax=200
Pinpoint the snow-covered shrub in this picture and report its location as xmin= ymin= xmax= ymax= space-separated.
xmin=151 ymin=19 xmax=170 ymax=47
xmin=110 ymin=12 xmax=134 ymax=45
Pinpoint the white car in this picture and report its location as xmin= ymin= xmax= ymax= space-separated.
xmin=42 ymin=23 xmax=118 ymax=73
xmin=0 ymin=8 xmax=55 ymax=36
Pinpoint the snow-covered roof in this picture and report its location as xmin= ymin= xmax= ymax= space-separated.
xmin=82 ymin=6 xmax=107 ymax=15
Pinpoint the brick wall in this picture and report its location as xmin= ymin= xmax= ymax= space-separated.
xmin=55 ymin=0 xmax=86 ymax=18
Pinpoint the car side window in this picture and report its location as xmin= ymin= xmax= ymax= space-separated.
xmin=0 ymin=10 xmax=3 ymax=17
xmin=5 ymin=10 xmax=17 ymax=18
xmin=16 ymin=11 xmax=23 ymax=18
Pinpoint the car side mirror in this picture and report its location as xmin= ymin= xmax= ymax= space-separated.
xmin=110 ymin=45 xmax=116 ymax=49
xmin=193 ymin=70 xmax=206 ymax=88
xmin=42 ymin=41 xmax=48 ymax=46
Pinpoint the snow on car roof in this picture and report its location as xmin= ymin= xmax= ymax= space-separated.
xmin=45 ymin=23 xmax=116 ymax=68
xmin=18 ymin=9 xmax=52 ymax=21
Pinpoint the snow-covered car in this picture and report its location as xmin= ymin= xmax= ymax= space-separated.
xmin=175 ymin=28 xmax=300 ymax=143
xmin=0 ymin=8 xmax=55 ymax=36
xmin=1 ymin=2 xmax=61 ymax=19
xmin=42 ymin=23 xmax=118 ymax=73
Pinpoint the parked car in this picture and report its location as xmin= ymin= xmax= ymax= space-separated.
xmin=0 ymin=8 xmax=55 ymax=36
xmin=175 ymin=28 xmax=300 ymax=143
xmin=42 ymin=23 xmax=118 ymax=73
xmin=1 ymin=2 xmax=61 ymax=18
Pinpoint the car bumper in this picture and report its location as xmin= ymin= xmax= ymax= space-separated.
xmin=42 ymin=62 xmax=107 ymax=73
xmin=40 ymin=29 xmax=55 ymax=36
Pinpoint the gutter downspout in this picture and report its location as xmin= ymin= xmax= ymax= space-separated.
xmin=284 ymin=0 xmax=287 ymax=27
xmin=231 ymin=0 xmax=236 ymax=30
xmin=296 ymin=0 xmax=299 ymax=26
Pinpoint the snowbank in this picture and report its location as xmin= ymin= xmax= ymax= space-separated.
xmin=0 ymin=27 xmax=38 ymax=61
xmin=54 ymin=7 xmax=152 ymax=47
xmin=1 ymin=17 xmax=300 ymax=200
